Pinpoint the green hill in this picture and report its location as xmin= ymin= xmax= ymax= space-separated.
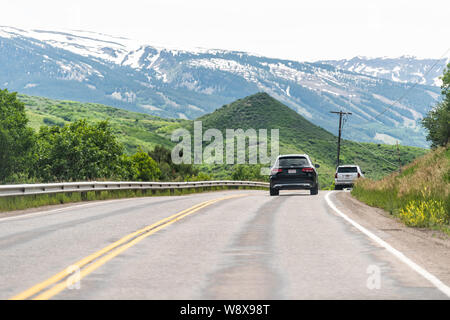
xmin=20 ymin=92 xmax=426 ymax=188
xmin=20 ymin=94 xmax=185 ymax=154
xmin=196 ymin=93 xmax=427 ymax=186
xmin=197 ymin=92 xmax=336 ymax=158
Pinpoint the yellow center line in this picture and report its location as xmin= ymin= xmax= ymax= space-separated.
xmin=10 ymin=193 xmax=248 ymax=300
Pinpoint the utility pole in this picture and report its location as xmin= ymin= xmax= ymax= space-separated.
xmin=396 ymin=141 xmax=402 ymax=173
xmin=330 ymin=111 xmax=352 ymax=167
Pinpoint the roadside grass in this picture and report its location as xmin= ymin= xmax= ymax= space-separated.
xmin=351 ymin=145 xmax=450 ymax=234
xmin=0 ymin=185 xmax=267 ymax=213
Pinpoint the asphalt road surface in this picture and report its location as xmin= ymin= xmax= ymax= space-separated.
xmin=0 ymin=190 xmax=448 ymax=299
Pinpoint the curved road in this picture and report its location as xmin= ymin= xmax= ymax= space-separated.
xmin=0 ymin=190 xmax=448 ymax=299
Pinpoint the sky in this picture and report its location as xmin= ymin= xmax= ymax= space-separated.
xmin=1 ymin=0 xmax=449 ymax=61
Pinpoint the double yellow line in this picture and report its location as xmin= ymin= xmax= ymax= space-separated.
xmin=10 ymin=193 xmax=247 ymax=300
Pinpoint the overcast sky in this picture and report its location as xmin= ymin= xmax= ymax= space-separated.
xmin=1 ymin=0 xmax=449 ymax=61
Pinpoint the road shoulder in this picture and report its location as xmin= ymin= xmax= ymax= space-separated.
xmin=330 ymin=191 xmax=450 ymax=288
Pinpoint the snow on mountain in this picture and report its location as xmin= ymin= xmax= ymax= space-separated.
xmin=0 ymin=26 xmax=142 ymax=64
xmin=320 ymin=56 xmax=449 ymax=87
xmin=0 ymin=26 xmax=444 ymax=148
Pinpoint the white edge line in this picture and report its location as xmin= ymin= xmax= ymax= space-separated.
xmin=0 ymin=193 xmax=202 ymax=223
xmin=325 ymin=191 xmax=450 ymax=298
xmin=0 ymin=197 xmax=152 ymax=223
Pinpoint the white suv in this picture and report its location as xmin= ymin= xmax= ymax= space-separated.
xmin=334 ymin=165 xmax=364 ymax=190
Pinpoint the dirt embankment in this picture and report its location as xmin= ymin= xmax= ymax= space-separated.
xmin=333 ymin=191 xmax=450 ymax=287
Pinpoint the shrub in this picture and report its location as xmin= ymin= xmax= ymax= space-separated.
xmin=129 ymin=147 xmax=161 ymax=181
xmin=35 ymin=120 xmax=124 ymax=181
xmin=399 ymin=199 xmax=447 ymax=227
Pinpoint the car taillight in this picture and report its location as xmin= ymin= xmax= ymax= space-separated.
xmin=335 ymin=173 xmax=338 ymax=178
xmin=302 ymin=167 xmax=314 ymax=173
xmin=357 ymin=173 xmax=361 ymax=178
xmin=271 ymin=168 xmax=282 ymax=174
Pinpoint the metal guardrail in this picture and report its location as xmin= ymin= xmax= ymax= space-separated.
xmin=0 ymin=181 xmax=269 ymax=197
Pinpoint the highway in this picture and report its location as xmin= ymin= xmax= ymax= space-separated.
xmin=0 ymin=190 xmax=448 ymax=300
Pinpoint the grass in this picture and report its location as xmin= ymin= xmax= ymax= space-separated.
xmin=0 ymin=185 xmax=268 ymax=213
xmin=20 ymin=94 xmax=186 ymax=154
xmin=352 ymin=145 xmax=450 ymax=234
xmin=19 ymin=92 xmax=427 ymax=188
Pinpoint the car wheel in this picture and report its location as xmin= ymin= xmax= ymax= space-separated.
xmin=270 ymin=188 xmax=279 ymax=196
xmin=310 ymin=185 xmax=319 ymax=195
xmin=334 ymin=185 xmax=341 ymax=190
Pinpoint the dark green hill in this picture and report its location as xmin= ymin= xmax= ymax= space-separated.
xmin=197 ymin=92 xmax=426 ymax=186
xmin=198 ymin=92 xmax=336 ymax=160
xmin=199 ymin=92 xmax=332 ymax=137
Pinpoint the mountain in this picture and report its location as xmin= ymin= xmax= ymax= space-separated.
xmin=21 ymin=92 xmax=426 ymax=188
xmin=319 ymin=56 xmax=448 ymax=87
xmin=0 ymin=26 xmax=443 ymax=148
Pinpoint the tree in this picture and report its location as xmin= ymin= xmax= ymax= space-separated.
xmin=129 ymin=147 xmax=160 ymax=181
xmin=0 ymin=89 xmax=35 ymax=182
xmin=35 ymin=120 xmax=124 ymax=181
xmin=149 ymin=145 xmax=198 ymax=181
xmin=117 ymin=154 xmax=139 ymax=181
xmin=231 ymin=164 xmax=266 ymax=181
xmin=422 ymin=63 xmax=450 ymax=148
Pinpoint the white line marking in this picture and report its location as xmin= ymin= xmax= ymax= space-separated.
xmin=0 ymin=193 xmax=201 ymax=223
xmin=325 ymin=191 xmax=450 ymax=298
xmin=0 ymin=197 xmax=150 ymax=223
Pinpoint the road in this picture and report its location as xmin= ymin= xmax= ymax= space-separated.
xmin=0 ymin=190 xmax=448 ymax=300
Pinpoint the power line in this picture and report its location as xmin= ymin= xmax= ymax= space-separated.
xmin=348 ymin=139 xmax=399 ymax=170
xmin=368 ymin=47 xmax=450 ymax=123
xmin=336 ymin=47 xmax=449 ymax=126
xmin=326 ymin=49 xmax=449 ymax=174
xmin=328 ymin=103 xmax=399 ymax=170
xmin=324 ymin=136 xmax=398 ymax=173
xmin=396 ymin=141 xmax=402 ymax=173
xmin=324 ymin=137 xmax=398 ymax=171
xmin=333 ymin=49 xmax=449 ymax=172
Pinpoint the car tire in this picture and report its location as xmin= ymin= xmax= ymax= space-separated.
xmin=270 ymin=188 xmax=279 ymax=196
xmin=334 ymin=185 xmax=341 ymax=190
xmin=310 ymin=185 xmax=319 ymax=195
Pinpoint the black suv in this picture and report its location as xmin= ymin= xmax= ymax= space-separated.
xmin=269 ymin=154 xmax=320 ymax=196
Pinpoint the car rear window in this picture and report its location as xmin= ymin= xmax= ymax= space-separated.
xmin=278 ymin=157 xmax=309 ymax=167
xmin=337 ymin=167 xmax=358 ymax=173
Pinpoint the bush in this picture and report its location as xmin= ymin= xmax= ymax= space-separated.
xmin=399 ymin=199 xmax=447 ymax=227
xmin=34 ymin=120 xmax=124 ymax=181
xmin=188 ymin=172 xmax=212 ymax=181
xmin=149 ymin=145 xmax=199 ymax=181
xmin=129 ymin=147 xmax=160 ymax=181
xmin=231 ymin=164 xmax=267 ymax=181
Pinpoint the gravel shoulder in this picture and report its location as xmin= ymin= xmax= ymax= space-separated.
xmin=333 ymin=191 xmax=450 ymax=287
